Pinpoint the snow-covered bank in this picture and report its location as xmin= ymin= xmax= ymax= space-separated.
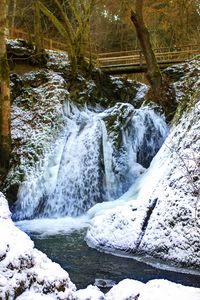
xmin=86 ymin=58 xmax=200 ymax=268
xmin=0 ymin=193 xmax=76 ymax=299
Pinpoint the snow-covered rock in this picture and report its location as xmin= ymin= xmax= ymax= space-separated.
xmin=137 ymin=97 xmax=200 ymax=266
xmin=0 ymin=192 xmax=76 ymax=299
xmin=4 ymin=69 xmax=69 ymax=205
xmin=105 ymin=279 xmax=144 ymax=300
xmin=86 ymin=199 xmax=155 ymax=252
xmin=75 ymin=285 xmax=105 ymax=300
xmin=16 ymin=292 xmax=56 ymax=300
xmin=86 ymin=58 xmax=200 ymax=268
xmin=105 ymin=279 xmax=200 ymax=300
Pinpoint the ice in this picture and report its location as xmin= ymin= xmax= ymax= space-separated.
xmin=16 ymin=215 xmax=89 ymax=237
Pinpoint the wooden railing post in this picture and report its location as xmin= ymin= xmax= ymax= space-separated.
xmin=96 ymin=54 xmax=100 ymax=67
xmin=139 ymin=51 xmax=142 ymax=66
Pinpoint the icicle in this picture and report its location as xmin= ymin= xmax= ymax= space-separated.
xmin=99 ymin=119 xmax=116 ymax=200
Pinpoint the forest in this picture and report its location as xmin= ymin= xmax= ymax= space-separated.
xmin=8 ymin=0 xmax=200 ymax=51
xmin=0 ymin=1 xmax=200 ymax=299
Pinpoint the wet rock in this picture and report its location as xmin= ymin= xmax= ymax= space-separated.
xmin=94 ymin=279 xmax=116 ymax=288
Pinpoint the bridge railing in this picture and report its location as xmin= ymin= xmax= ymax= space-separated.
xmin=9 ymin=27 xmax=97 ymax=61
xmin=97 ymin=46 xmax=200 ymax=67
xmin=9 ymin=27 xmax=199 ymax=68
xmin=97 ymin=45 xmax=199 ymax=57
xmin=9 ymin=27 xmax=68 ymax=52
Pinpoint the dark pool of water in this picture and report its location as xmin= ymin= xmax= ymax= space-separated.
xmin=31 ymin=230 xmax=200 ymax=290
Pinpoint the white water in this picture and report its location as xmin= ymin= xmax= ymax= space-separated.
xmin=13 ymin=102 xmax=168 ymax=225
xmin=41 ymin=119 xmax=104 ymax=217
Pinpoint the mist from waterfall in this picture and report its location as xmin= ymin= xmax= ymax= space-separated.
xmin=12 ymin=102 xmax=168 ymax=221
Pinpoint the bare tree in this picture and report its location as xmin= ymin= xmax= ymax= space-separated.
xmin=0 ymin=0 xmax=11 ymax=168
xmin=38 ymin=0 xmax=95 ymax=78
xmin=11 ymin=0 xmax=17 ymax=28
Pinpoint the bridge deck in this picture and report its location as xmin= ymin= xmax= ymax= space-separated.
xmin=97 ymin=46 xmax=199 ymax=74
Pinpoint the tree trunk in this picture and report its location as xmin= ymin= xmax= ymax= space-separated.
xmin=34 ymin=0 xmax=46 ymax=66
xmin=11 ymin=0 xmax=17 ymax=28
xmin=131 ymin=0 xmax=162 ymax=100
xmin=0 ymin=0 xmax=11 ymax=168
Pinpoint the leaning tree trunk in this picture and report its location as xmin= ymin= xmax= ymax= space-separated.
xmin=0 ymin=0 xmax=11 ymax=168
xmin=34 ymin=0 xmax=46 ymax=66
xmin=131 ymin=0 xmax=162 ymax=100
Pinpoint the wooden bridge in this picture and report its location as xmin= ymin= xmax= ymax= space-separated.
xmin=97 ymin=45 xmax=200 ymax=74
xmin=9 ymin=27 xmax=200 ymax=74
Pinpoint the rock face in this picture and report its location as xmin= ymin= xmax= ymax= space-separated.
xmin=0 ymin=192 xmax=76 ymax=299
xmin=3 ymin=40 xmax=149 ymax=206
xmin=86 ymin=57 xmax=200 ymax=268
xmin=4 ymin=69 xmax=69 ymax=205
xmin=3 ymin=41 xmax=169 ymax=220
xmin=137 ymin=97 xmax=200 ymax=266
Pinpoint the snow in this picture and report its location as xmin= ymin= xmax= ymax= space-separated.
xmin=138 ymin=279 xmax=200 ymax=300
xmin=110 ymin=77 xmax=124 ymax=89
xmin=75 ymin=285 xmax=105 ymax=300
xmin=165 ymin=57 xmax=200 ymax=103
xmin=86 ymin=199 xmax=149 ymax=252
xmin=135 ymin=83 xmax=149 ymax=101
xmin=87 ymin=97 xmax=200 ymax=266
xmin=14 ymin=279 xmax=200 ymax=300
xmin=105 ymin=279 xmax=200 ymax=300
xmin=16 ymin=292 xmax=56 ymax=300
xmin=46 ymin=50 xmax=70 ymax=70
xmin=16 ymin=215 xmax=89 ymax=237
xmin=0 ymin=193 xmax=76 ymax=299
xmin=5 ymin=70 xmax=69 ymax=201
xmin=86 ymin=59 xmax=200 ymax=268
xmin=105 ymin=279 xmax=144 ymax=300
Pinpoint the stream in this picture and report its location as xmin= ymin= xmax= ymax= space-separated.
xmin=17 ymin=227 xmax=200 ymax=290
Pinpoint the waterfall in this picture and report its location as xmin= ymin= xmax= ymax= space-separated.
xmin=12 ymin=103 xmax=168 ymax=221
xmin=40 ymin=118 xmax=104 ymax=218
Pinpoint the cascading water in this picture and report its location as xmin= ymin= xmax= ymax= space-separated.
xmin=12 ymin=102 xmax=168 ymax=221
xmin=40 ymin=118 xmax=104 ymax=217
